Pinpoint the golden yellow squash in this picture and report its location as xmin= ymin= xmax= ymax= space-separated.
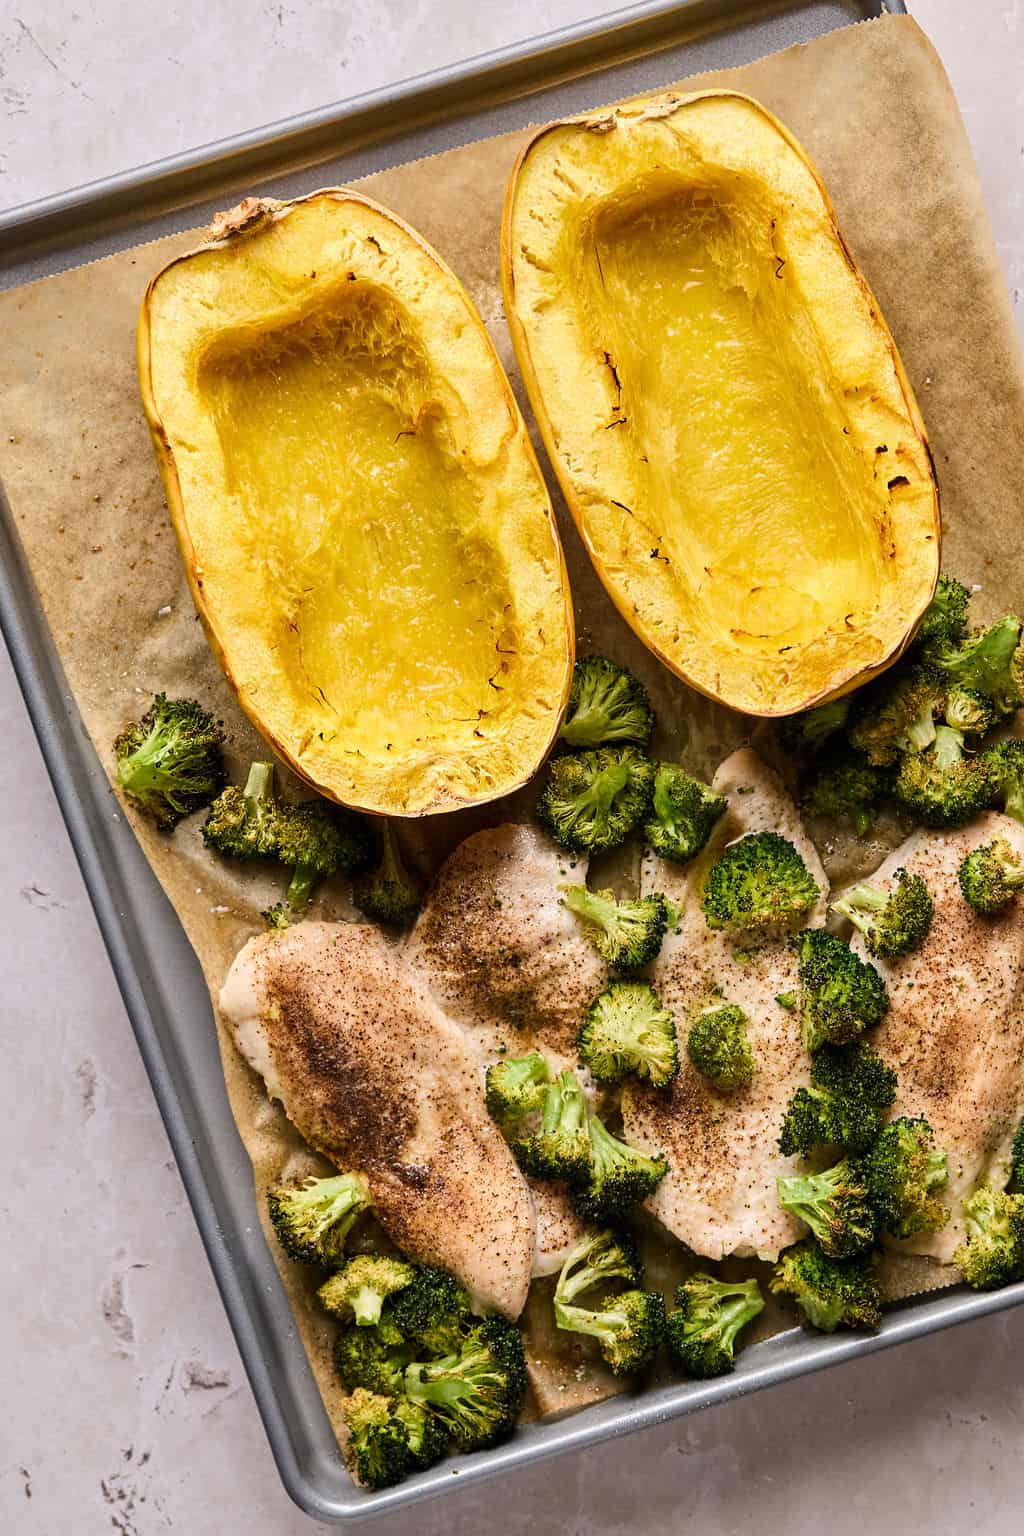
xmin=502 ymin=91 xmax=940 ymax=717
xmin=139 ymin=191 xmax=573 ymax=815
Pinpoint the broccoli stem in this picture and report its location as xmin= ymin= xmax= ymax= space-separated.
xmin=350 ymin=1285 xmax=386 ymax=1328
xmin=286 ymin=862 xmax=319 ymax=910
xmin=553 ymin=1298 xmax=622 ymax=1347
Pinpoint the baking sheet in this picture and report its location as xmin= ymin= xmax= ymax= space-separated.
xmin=3 ymin=4 xmax=1024 ymax=1524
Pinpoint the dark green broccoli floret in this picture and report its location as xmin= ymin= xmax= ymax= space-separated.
xmin=561 ymin=885 xmax=670 ymax=971
xmin=944 ymin=687 xmax=996 ymax=736
xmin=958 ymin=838 xmax=1024 ymax=915
xmin=353 ymin=820 xmax=422 ymax=925
xmin=894 ymin=724 xmax=996 ymax=828
xmin=318 ymin=1255 xmax=417 ymax=1327
xmin=114 ymin=693 xmax=225 ymax=831
xmin=267 ymin=1172 xmax=371 ymax=1265
xmin=202 ymin=760 xmax=278 ymax=858
xmin=831 ymin=868 xmax=934 ymax=960
xmin=778 ymin=697 xmax=852 ymax=757
xmin=849 ymin=666 xmax=945 ymax=766
xmin=862 ymin=1116 xmax=949 ymax=1239
xmin=686 ymin=1004 xmax=754 ymax=1091
xmin=262 ymin=901 xmax=292 ymax=930
xmin=770 ymin=1239 xmax=882 ymax=1332
xmin=553 ymin=1289 xmax=665 ymax=1376
xmin=555 ymin=1228 xmax=643 ymax=1303
xmin=666 ymin=1275 xmax=764 ymax=1378
xmin=953 ymin=1186 xmax=1024 ymax=1290
xmin=573 ymin=1113 xmax=668 ymax=1223
xmin=985 ymin=739 xmax=1024 ymax=826
xmin=512 ymin=1070 xmax=591 ymax=1184
xmin=776 ymin=1159 xmax=877 ymax=1258
xmin=536 ymin=747 xmax=655 ymax=855
xmin=560 ymin=656 xmax=654 ymax=748
xmin=930 ymin=614 xmax=1023 ymax=720
xmin=643 ymin=762 xmax=727 ymax=864
xmin=701 ymin=831 xmax=819 ymax=935
xmin=342 ymin=1388 xmax=414 ymax=1489
xmin=778 ymin=1041 xmax=897 ymax=1156
xmin=404 ymin=1315 xmax=528 ymax=1450
xmin=334 ymin=1324 xmax=412 ymax=1397
xmin=792 ymin=929 xmax=888 ymax=1051
xmin=913 ymin=573 xmax=971 ymax=656
xmin=484 ymin=1053 xmax=551 ymax=1125
xmin=1012 ymin=1119 xmax=1024 ymax=1191
xmin=579 ymin=980 xmax=678 ymax=1088
xmin=391 ymin=1397 xmax=449 ymax=1471
xmin=801 ymin=747 xmax=894 ymax=837
xmin=385 ymin=1265 xmax=473 ymax=1359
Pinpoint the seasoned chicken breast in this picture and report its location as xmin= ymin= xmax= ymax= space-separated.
xmin=844 ymin=814 xmax=1024 ymax=1262
xmin=529 ymin=1180 xmax=588 ymax=1279
xmin=622 ymin=748 xmax=827 ymax=1260
xmin=219 ymin=921 xmax=536 ymax=1318
xmin=406 ymin=824 xmax=605 ymax=1063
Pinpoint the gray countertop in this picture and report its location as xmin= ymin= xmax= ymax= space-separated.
xmin=2 ymin=2 xmax=1022 ymax=1531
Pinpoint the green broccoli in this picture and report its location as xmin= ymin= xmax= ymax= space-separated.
xmin=554 ymin=1228 xmax=643 ymax=1302
xmin=267 ymin=1172 xmax=371 ymax=1265
xmin=262 ymin=901 xmax=292 ymax=930
xmin=353 ymin=820 xmax=422 ymax=925
xmin=385 ymin=1265 xmax=473 ymax=1359
xmin=536 ymin=746 xmax=655 ymax=855
xmin=686 ymin=1004 xmax=754 ymax=1091
xmin=776 ymin=1159 xmax=877 ymax=1258
xmin=701 ymin=831 xmax=819 ymax=935
xmin=560 ymin=656 xmax=655 ymax=748
xmin=862 ymin=1117 xmax=949 ymax=1239
xmin=342 ymin=1388 xmax=416 ymax=1489
xmin=849 ymin=666 xmax=945 ymax=766
xmin=114 ymin=693 xmax=225 ymax=831
xmin=404 ymin=1316 xmax=528 ymax=1450
xmin=561 ymin=885 xmax=670 ymax=971
xmin=913 ymin=573 xmax=971 ymax=656
xmin=801 ymin=746 xmax=894 ymax=837
xmin=778 ymin=697 xmax=852 ymax=756
xmin=985 ymin=739 xmax=1024 ymax=825
xmin=512 ymin=1070 xmax=591 ymax=1183
xmin=1012 ymin=1119 xmax=1024 ymax=1191
xmin=665 ymin=1275 xmax=764 ymax=1378
xmin=334 ymin=1324 xmax=412 ymax=1397
xmin=643 ymin=762 xmax=727 ymax=864
xmin=484 ymin=1053 xmax=551 ymax=1125
xmin=792 ymin=929 xmax=888 ymax=1051
xmin=391 ymin=1397 xmax=449 ymax=1472
xmin=943 ymin=687 xmax=996 ymax=737
xmin=953 ymin=1186 xmax=1024 ymax=1290
xmin=770 ymin=1239 xmax=882 ymax=1332
xmin=831 ymin=868 xmax=934 ymax=960
xmin=579 ymin=981 xmax=678 ymax=1088
xmin=317 ymin=1254 xmax=417 ymax=1327
xmin=958 ymin=837 xmax=1024 ymax=915
xmin=573 ymin=1113 xmax=668 ymax=1223
xmin=778 ymin=1041 xmax=897 ymax=1156
xmin=930 ymin=614 xmax=1023 ymax=720
xmin=894 ymin=724 xmax=996 ymax=828
xmin=553 ymin=1288 xmax=665 ymax=1376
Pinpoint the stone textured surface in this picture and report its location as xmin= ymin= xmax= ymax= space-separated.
xmin=1 ymin=2 xmax=1022 ymax=1531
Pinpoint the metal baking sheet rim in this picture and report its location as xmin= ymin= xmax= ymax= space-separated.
xmin=7 ymin=0 xmax=1022 ymax=1525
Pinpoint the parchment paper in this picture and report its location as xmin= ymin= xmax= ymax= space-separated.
xmin=3 ymin=13 xmax=1024 ymax=1442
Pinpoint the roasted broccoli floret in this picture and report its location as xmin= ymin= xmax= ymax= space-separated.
xmin=561 ymin=885 xmax=670 ymax=971
xmin=536 ymin=746 xmax=654 ymax=855
xmin=778 ymin=1041 xmax=897 ymax=1156
xmin=776 ymin=1159 xmax=877 ymax=1258
xmin=404 ymin=1316 xmax=528 ymax=1450
xmin=931 ymin=614 xmax=1023 ymax=720
xmin=553 ymin=1288 xmax=665 ymax=1376
xmin=391 ymin=1397 xmax=449 ymax=1472
xmin=202 ymin=760 xmax=277 ymax=858
xmin=554 ymin=1228 xmax=643 ymax=1303
xmin=701 ymin=832 xmax=819 ymax=935
xmin=686 ymin=1003 xmax=754 ymax=1091
xmin=778 ymin=697 xmax=852 ymax=757
xmin=267 ymin=1172 xmax=371 ymax=1265
xmin=114 ymin=693 xmax=225 ymax=831
xmin=512 ymin=1069 xmax=591 ymax=1183
xmin=985 ymin=739 xmax=1024 ymax=826
xmin=894 ymin=724 xmax=996 ymax=828
xmin=643 ymin=762 xmax=727 ymax=864
xmin=342 ymin=1389 xmax=415 ymax=1490
xmin=334 ymin=1324 xmax=412 ymax=1397
xmin=913 ymin=573 xmax=971 ymax=656
xmin=831 ymin=868 xmax=934 ymax=960
xmin=262 ymin=901 xmax=292 ymax=930
xmin=579 ymin=980 xmax=678 ymax=1088
xmin=353 ymin=820 xmax=422 ymax=925
xmin=770 ymin=1239 xmax=882 ymax=1332
xmin=792 ymin=929 xmax=888 ymax=1052
xmin=574 ymin=1113 xmax=668 ymax=1223
xmin=953 ymin=1186 xmax=1024 ymax=1290
xmin=1012 ymin=1119 xmax=1024 ymax=1191
xmin=862 ymin=1116 xmax=949 ymax=1239
xmin=318 ymin=1255 xmax=417 ymax=1327
xmin=849 ymin=666 xmax=945 ymax=766
xmin=484 ymin=1052 xmax=551 ymax=1125
xmin=944 ymin=687 xmax=996 ymax=737
xmin=560 ymin=656 xmax=655 ymax=749
xmin=958 ymin=838 xmax=1024 ymax=915
xmin=386 ymin=1265 xmax=473 ymax=1358
xmin=666 ymin=1275 xmax=765 ymax=1378
xmin=801 ymin=746 xmax=894 ymax=837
